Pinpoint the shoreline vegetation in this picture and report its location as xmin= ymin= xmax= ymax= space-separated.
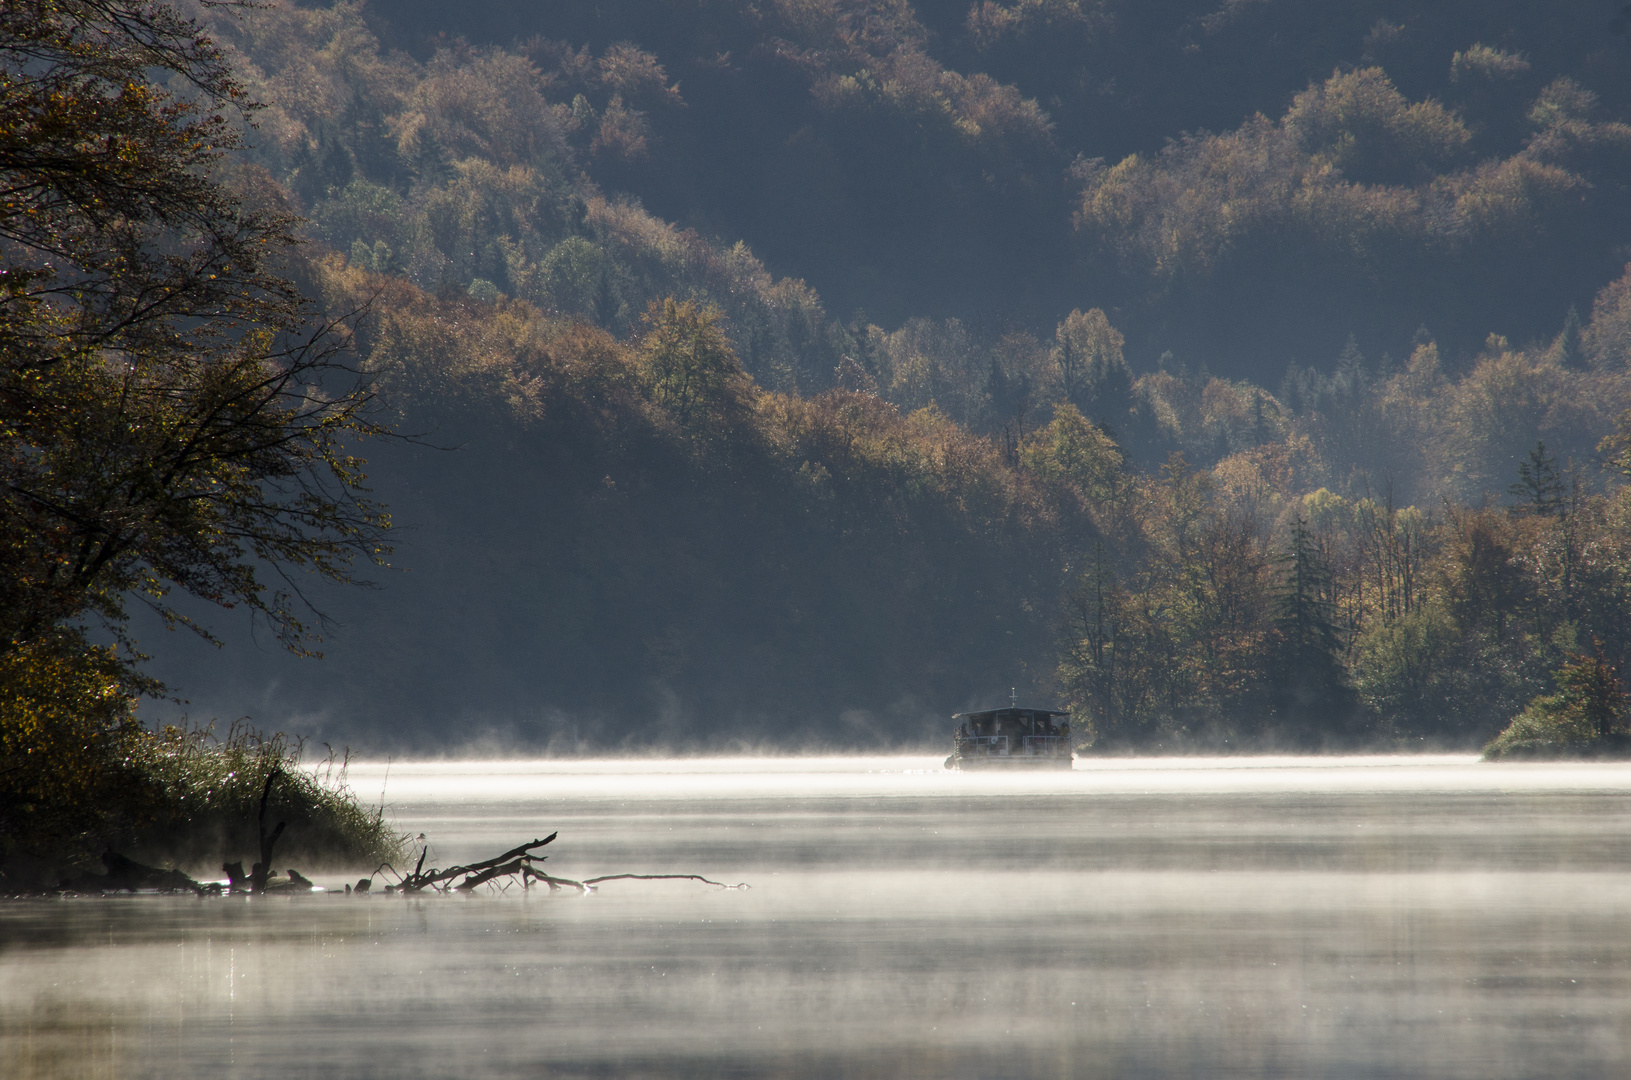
xmin=1481 ymin=652 xmax=1631 ymax=760
xmin=0 ymin=673 xmax=405 ymax=893
xmin=0 ymin=1 xmax=396 ymax=884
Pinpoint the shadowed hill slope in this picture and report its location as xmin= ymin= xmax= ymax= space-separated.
xmin=139 ymin=267 xmax=1099 ymax=750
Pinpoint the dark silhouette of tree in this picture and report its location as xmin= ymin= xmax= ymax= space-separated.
xmin=1508 ymin=442 xmax=1566 ymax=517
xmin=1266 ymin=517 xmax=1360 ymax=746
xmin=1558 ymin=651 xmax=1629 ymax=739
xmin=0 ymin=1 xmax=391 ymax=666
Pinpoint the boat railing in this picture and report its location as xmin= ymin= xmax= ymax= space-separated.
xmin=1021 ymin=735 xmax=1066 ymax=754
xmin=961 ymin=735 xmax=1008 ymax=754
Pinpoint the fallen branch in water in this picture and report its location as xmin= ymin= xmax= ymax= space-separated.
xmin=521 ymin=869 xmax=749 ymax=894
xmin=379 ymin=834 xmax=559 ymax=893
xmin=368 ymin=836 xmax=748 ymax=895
xmin=584 ymin=873 xmax=749 ymax=890
xmin=48 ymin=832 xmax=746 ymax=898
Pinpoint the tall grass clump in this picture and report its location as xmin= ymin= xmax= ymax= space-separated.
xmin=1 ymin=635 xmax=403 ymax=886
xmin=126 ymin=723 xmax=405 ymax=872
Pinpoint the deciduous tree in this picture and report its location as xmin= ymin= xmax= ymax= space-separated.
xmin=0 ymin=0 xmax=390 ymax=665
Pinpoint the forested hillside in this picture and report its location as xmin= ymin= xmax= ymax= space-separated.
xmin=117 ymin=0 xmax=1631 ymax=751
xmin=151 ymin=262 xmax=1094 ymax=749
xmin=350 ymin=0 xmax=1631 ymax=373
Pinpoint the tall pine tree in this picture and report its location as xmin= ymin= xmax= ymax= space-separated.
xmin=1267 ymin=518 xmax=1362 ymax=747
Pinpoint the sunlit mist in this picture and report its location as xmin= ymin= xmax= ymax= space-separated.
xmin=7 ymin=755 xmax=1631 ymax=1079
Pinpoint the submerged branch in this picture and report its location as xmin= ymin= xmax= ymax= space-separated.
xmin=520 ymin=869 xmax=749 ymax=894
xmin=380 ymin=837 xmax=749 ymax=896
xmin=582 ymin=873 xmax=749 ymax=890
xmin=42 ymin=831 xmax=745 ymax=898
xmin=395 ymin=834 xmax=558 ymax=893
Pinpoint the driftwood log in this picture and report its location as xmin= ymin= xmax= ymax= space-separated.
xmin=50 ymin=802 xmax=748 ymax=896
xmin=380 ymin=834 xmax=558 ymax=893
xmin=369 ymin=836 xmax=749 ymax=895
xmin=56 ymin=849 xmax=214 ymax=894
xmin=527 ymin=871 xmax=749 ymax=894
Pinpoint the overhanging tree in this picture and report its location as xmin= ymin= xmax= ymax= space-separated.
xmin=0 ymin=0 xmax=390 ymax=668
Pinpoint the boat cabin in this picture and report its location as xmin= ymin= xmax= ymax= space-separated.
xmin=947 ymin=707 xmax=1072 ymax=769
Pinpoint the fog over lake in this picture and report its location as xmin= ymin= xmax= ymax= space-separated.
xmin=6 ymin=756 xmax=1631 ymax=1079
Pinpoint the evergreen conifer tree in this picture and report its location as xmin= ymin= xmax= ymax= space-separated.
xmin=1508 ymin=442 xmax=1566 ymax=517
xmin=1557 ymin=306 xmax=1586 ymax=370
xmin=1267 ymin=518 xmax=1361 ymax=747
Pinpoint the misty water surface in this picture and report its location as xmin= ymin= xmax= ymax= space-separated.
xmin=5 ymin=755 xmax=1631 ymax=1078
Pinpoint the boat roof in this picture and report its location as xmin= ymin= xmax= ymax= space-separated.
xmin=954 ymin=707 xmax=1070 ymax=720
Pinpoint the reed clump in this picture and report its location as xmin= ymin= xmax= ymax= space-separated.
xmin=122 ymin=723 xmax=405 ymax=872
xmin=0 ymin=637 xmax=403 ymax=889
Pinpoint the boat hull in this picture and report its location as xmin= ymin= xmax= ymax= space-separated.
xmin=944 ymin=754 xmax=1074 ymax=770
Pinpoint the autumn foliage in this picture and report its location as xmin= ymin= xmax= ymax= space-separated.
xmin=11 ymin=0 xmax=1631 ymax=761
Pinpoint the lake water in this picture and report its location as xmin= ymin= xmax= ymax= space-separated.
xmin=5 ymin=755 xmax=1631 ymax=1078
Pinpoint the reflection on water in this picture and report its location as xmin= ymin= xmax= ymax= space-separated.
xmin=5 ymin=756 xmax=1631 ymax=1078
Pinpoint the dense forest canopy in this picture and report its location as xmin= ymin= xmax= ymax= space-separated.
xmin=352 ymin=0 xmax=1631 ymax=372
xmin=15 ymin=0 xmax=1630 ymax=752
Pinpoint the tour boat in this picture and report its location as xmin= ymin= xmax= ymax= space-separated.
xmin=945 ymin=695 xmax=1073 ymax=770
